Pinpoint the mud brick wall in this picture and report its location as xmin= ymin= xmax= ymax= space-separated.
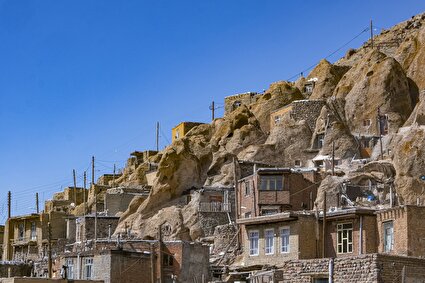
xmin=0 ymin=263 xmax=32 ymax=278
xmin=224 ymin=92 xmax=259 ymax=114
xmin=289 ymin=100 xmax=326 ymax=131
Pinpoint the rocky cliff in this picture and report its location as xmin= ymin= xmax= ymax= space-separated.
xmin=91 ymin=12 xmax=425 ymax=253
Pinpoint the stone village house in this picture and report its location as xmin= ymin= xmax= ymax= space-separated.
xmin=231 ymin=167 xmax=425 ymax=282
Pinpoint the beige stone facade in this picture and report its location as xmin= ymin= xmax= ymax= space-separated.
xmin=2 ymin=211 xmax=68 ymax=262
xmin=171 ymin=122 xmax=204 ymax=142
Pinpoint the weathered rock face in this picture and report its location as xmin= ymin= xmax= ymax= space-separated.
xmin=115 ymin=106 xmax=268 ymax=238
xmin=390 ymin=126 xmax=425 ymax=204
xmin=308 ymin=59 xmax=350 ymax=100
xmin=238 ymin=117 xmax=314 ymax=167
xmin=405 ymin=91 xmax=425 ymax=126
xmin=249 ymin=81 xmax=303 ymax=133
xmin=108 ymin=13 xmax=425 ymax=245
xmin=334 ymin=50 xmax=414 ymax=135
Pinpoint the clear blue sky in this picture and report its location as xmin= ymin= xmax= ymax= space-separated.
xmin=0 ymin=0 xmax=424 ymax=221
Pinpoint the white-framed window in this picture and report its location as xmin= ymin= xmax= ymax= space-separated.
xmin=274 ymin=115 xmax=281 ymax=125
xmin=294 ymin=160 xmax=302 ymax=167
xmin=30 ymin=222 xmax=37 ymax=240
xmin=280 ymin=227 xmax=290 ymax=253
xmin=66 ymin=258 xmax=74 ymax=279
xmin=264 ymin=229 xmax=275 ymax=255
xmin=383 ymin=221 xmax=394 ymax=252
xmin=84 ymin=258 xmax=94 ymax=280
xmin=337 ymin=223 xmax=353 ymax=253
xmin=248 ymin=230 xmax=259 ymax=256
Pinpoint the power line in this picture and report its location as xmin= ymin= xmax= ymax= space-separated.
xmin=286 ymin=26 xmax=370 ymax=81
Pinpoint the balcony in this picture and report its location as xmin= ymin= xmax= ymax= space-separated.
xmin=199 ymin=202 xmax=231 ymax=213
xmin=12 ymin=236 xmax=38 ymax=246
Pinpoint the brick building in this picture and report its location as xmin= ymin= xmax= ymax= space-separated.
xmin=66 ymin=215 xmax=120 ymax=247
xmin=60 ymin=240 xmax=209 ymax=283
xmin=323 ymin=208 xmax=377 ymax=258
xmin=236 ymin=212 xmax=317 ymax=266
xmin=376 ymin=205 xmax=425 ymax=257
xmin=2 ymin=211 xmax=68 ymax=262
xmin=236 ymin=168 xmax=320 ymax=219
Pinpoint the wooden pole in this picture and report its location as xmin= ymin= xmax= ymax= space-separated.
xmin=73 ymin=169 xmax=77 ymax=205
xmin=401 ymin=265 xmax=406 ymax=283
xmin=158 ymin=225 xmax=163 ymax=283
xmin=322 ymin=192 xmax=327 ymax=258
xmin=156 ymin=122 xmax=160 ymax=151
xmin=91 ymin=156 xmax=95 ymax=186
xmin=113 ymin=164 xmax=116 ymax=188
xmin=332 ymin=141 xmax=335 ymax=176
xmin=150 ymin=243 xmax=156 ymax=283
xmin=83 ymin=171 xmax=87 ymax=216
xmin=94 ymin=192 xmax=98 ymax=243
xmin=370 ymin=20 xmax=374 ymax=49
xmin=36 ymin=193 xmax=39 ymax=214
xmin=210 ymin=101 xmax=215 ymax=121
xmin=48 ymin=222 xmax=52 ymax=278
xmin=378 ymin=108 xmax=384 ymax=160
xmin=7 ymin=191 xmax=11 ymax=219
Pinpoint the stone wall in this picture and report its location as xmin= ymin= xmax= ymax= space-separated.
xmin=224 ymin=92 xmax=259 ymax=115
xmin=275 ymin=254 xmax=425 ymax=283
xmin=81 ymin=217 xmax=119 ymax=241
xmin=289 ymin=100 xmax=326 ymax=131
xmin=0 ymin=279 xmax=103 ymax=283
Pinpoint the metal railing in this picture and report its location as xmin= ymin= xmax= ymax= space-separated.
xmin=199 ymin=202 xmax=231 ymax=212
xmin=11 ymin=236 xmax=38 ymax=245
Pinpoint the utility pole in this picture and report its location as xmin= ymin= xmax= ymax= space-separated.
xmin=378 ymin=108 xmax=384 ymax=160
xmin=36 ymin=193 xmax=39 ymax=214
xmin=91 ymin=156 xmax=95 ymax=186
xmin=158 ymin=225 xmax=163 ymax=283
xmin=150 ymin=243 xmax=156 ymax=283
xmin=322 ymin=192 xmax=327 ymax=258
xmin=7 ymin=191 xmax=11 ymax=219
xmin=83 ymin=171 xmax=87 ymax=216
xmin=94 ymin=192 xmax=98 ymax=245
xmin=370 ymin=20 xmax=374 ymax=49
xmin=48 ymin=222 xmax=52 ymax=278
xmin=156 ymin=122 xmax=160 ymax=152
xmin=332 ymin=141 xmax=335 ymax=176
xmin=73 ymin=169 xmax=77 ymax=205
xmin=209 ymin=101 xmax=215 ymax=121
xmin=113 ymin=164 xmax=116 ymax=188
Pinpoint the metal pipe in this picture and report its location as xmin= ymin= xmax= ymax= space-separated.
xmin=359 ymin=216 xmax=363 ymax=255
xmin=329 ymin=258 xmax=334 ymax=283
